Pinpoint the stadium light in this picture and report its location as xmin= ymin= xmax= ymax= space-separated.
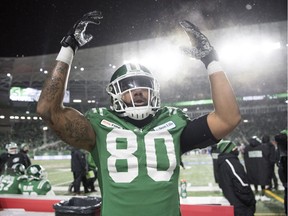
xmin=123 ymin=42 xmax=186 ymax=81
xmin=218 ymin=37 xmax=281 ymax=63
xmin=73 ymin=99 xmax=82 ymax=103
xmin=261 ymin=41 xmax=281 ymax=52
xmin=122 ymin=33 xmax=283 ymax=80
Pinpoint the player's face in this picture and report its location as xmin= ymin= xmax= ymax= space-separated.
xmin=122 ymin=88 xmax=149 ymax=107
xmin=8 ymin=148 xmax=18 ymax=154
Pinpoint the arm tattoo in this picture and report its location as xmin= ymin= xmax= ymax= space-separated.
xmin=43 ymin=76 xmax=63 ymax=102
xmin=42 ymin=63 xmax=68 ymax=102
xmin=55 ymin=116 xmax=93 ymax=144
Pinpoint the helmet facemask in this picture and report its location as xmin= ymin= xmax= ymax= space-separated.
xmin=107 ymin=64 xmax=160 ymax=120
xmin=6 ymin=142 xmax=18 ymax=154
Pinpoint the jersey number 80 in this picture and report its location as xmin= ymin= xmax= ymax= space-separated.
xmin=106 ymin=129 xmax=177 ymax=183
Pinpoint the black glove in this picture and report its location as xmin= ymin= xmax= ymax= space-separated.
xmin=60 ymin=10 xmax=103 ymax=53
xmin=179 ymin=20 xmax=218 ymax=68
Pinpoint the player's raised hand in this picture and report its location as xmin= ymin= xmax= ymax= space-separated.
xmin=179 ymin=20 xmax=218 ymax=68
xmin=61 ymin=11 xmax=103 ymax=53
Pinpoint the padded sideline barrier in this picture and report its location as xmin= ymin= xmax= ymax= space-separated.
xmin=181 ymin=204 xmax=234 ymax=216
xmin=0 ymin=196 xmax=234 ymax=215
xmin=0 ymin=196 xmax=61 ymax=212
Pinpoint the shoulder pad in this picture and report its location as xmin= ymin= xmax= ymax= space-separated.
xmin=38 ymin=179 xmax=51 ymax=190
xmin=85 ymin=107 xmax=107 ymax=116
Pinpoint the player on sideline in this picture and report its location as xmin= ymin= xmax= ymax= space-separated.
xmin=0 ymin=163 xmax=27 ymax=194
xmin=19 ymin=164 xmax=55 ymax=196
xmin=37 ymin=11 xmax=241 ymax=216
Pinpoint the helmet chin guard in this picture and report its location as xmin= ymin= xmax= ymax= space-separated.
xmin=124 ymin=106 xmax=154 ymax=120
xmin=107 ymin=63 xmax=160 ymax=120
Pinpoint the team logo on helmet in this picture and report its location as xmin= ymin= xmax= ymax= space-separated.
xmin=106 ymin=63 xmax=160 ymax=120
xmin=27 ymin=164 xmax=46 ymax=180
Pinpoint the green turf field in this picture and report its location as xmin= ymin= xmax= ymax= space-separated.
xmin=32 ymin=153 xmax=286 ymax=215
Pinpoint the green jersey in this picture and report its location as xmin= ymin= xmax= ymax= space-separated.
xmin=86 ymin=107 xmax=189 ymax=216
xmin=19 ymin=178 xmax=53 ymax=195
xmin=0 ymin=173 xmax=27 ymax=194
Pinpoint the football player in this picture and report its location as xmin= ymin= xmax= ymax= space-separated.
xmin=19 ymin=164 xmax=55 ymax=196
xmin=0 ymin=142 xmax=29 ymax=174
xmin=0 ymin=163 xmax=27 ymax=194
xmin=37 ymin=11 xmax=241 ymax=216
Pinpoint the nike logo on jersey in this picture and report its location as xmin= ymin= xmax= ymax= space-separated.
xmin=101 ymin=120 xmax=122 ymax=129
xmin=153 ymin=121 xmax=176 ymax=131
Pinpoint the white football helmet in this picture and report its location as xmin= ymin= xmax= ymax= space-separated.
xmin=11 ymin=163 xmax=26 ymax=175
xmin=5 ymin=142 xmax=18 ymax=154
xmin=26 ymin=164 xmax=47 ymax=180
xmin=106 ymin=63 xmax=160 ymax=120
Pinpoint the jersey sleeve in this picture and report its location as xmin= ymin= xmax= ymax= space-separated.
xmin=180 ymin=114 xmax=220 ymax=153
xmin=37 ymin=180 xmax=52 ymax=193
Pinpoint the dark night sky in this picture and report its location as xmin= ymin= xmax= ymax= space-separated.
xmin=0 ymin=0 xmax=286 ymax=57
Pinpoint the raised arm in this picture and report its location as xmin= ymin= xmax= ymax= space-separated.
xmin=179 ymin=21 xmax=241 ymax=140
xmin=37 ymin=11 xmax=103 ymax=151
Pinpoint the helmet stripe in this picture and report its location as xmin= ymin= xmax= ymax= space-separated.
xmin=126 ymin=63 xmax=141 ymax=71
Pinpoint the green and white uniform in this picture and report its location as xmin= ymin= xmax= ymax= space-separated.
xmin=86 ymin=106 xmax=189 ymax=216
xmin=0 ymin=173 xmax=27 ymax=194
xmin=19 ymin=179 xmax=53 ymax=195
